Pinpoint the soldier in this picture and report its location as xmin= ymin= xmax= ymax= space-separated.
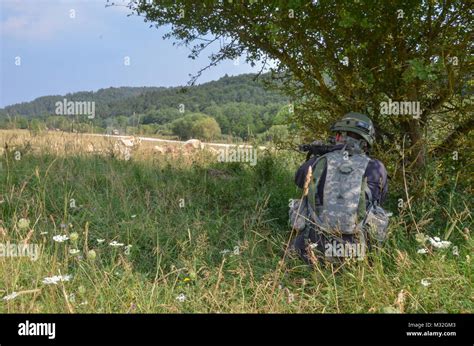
xmin=290 ymin=112 xmax=389 ymax=264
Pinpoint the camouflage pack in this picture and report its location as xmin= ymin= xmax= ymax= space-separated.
xmin=318 ymin=149 xmax=369 ymax=235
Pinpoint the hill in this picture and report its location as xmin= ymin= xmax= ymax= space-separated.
xmin=0 ymin=74 xmax=288 ymax=140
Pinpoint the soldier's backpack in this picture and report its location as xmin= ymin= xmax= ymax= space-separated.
xmin=289 ymin=145 xmax=390 ymax=261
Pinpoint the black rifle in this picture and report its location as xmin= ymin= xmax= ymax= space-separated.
xmin=298 ymin=138 xmax=344 ymax=161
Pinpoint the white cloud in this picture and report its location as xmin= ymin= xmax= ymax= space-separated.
xmin=0 ymin=0 xmax=115 ymax=41
xmin=1 ymin=0 xmax=74 ymax=40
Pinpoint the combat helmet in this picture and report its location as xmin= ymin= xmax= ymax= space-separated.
xmin=330 ymin=112 xmax=375 ymax=147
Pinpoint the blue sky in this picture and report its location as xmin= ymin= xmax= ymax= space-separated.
xmin=0 ymin=0 xmax=263 ymax=107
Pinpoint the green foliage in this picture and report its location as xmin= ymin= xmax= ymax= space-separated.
xmin=129 ymin=0 xmax=473 ymax=165
xmin=402 ymin=59 xmax=439 ymax=83
xmin=171 ymin=113 xmax=206 ymax=139
xmin=191 ymin=117 xmax=221 ymax=141
xmin=0 ymin=148 xmax=471 ymax=313
xmin=265 ymin=125 xmax=290 ymax=144
xmin=28 ymin=119 xmax=46 ymax=136
xmin=0 ymin=74 xmax=287 ymax=140
xmin=272 ymin=104 xmax=292 ymax=126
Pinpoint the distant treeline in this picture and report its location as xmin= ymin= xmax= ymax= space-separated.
xmin=0 ymin=73 xmax=291 ymax=141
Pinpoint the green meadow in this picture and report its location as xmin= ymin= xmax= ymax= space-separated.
xmin=0 ymin=133 xmax=472 ymax=313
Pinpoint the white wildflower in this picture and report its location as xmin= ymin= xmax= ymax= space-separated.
xmin=53 ymin=235 xmax=69 ymax=243
xmin=428 ymin=237 xmax=451 ymax=249
xmin=382 ymin=306 xmax=401 ymax=313
xmin=87 ymin=250 xmax=97 ymax=260
xmin=176 ymin=293 xmax=186 ymax=302
xmin=417 ymin=248 xmax=428 ymax=254
xmin=109 ymin=241 xmax=124 ymax=247
xmin=17 ymin=218 xmax=30 ymax=230
xmin=2 ymin=292 xmax=19 ymax=301
xmin=421 ymin=278 xmax=431 ymax=287
xmin=42 ymin=275 xmax=72 ymax=285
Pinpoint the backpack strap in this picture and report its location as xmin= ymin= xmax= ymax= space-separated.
xmin=365 ymin=183 xmax=373 ymax=204
xmin=307 ymin=156 xmax=326 ymax=211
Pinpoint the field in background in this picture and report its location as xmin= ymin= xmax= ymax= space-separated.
xmin=0 ymin=130 xmax=472 ymax=313
xmin=0 ymin=129 xmax=257 ymax=156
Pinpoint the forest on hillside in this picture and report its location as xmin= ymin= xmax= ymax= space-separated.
xmin=0 ymin=73 xmax=289 ymax=141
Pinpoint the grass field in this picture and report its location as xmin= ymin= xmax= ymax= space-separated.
xmin=0 ymin=130 xmax=472 ymax=313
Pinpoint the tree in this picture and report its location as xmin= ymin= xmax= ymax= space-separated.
xmin=116 ymin=115 xmax=129 ymax=129
xmin=191 ymin=116 xmax=221 ymax=141
xmin=29 ymin=119 xmax=46 ymax=135
xmin=266 ymin=124 xmax=290 ymax=144
xmin=273 ymin=104 xmax=293 ymax=126
xmin=171 ymin=113 xmax=207 ymax=139
xmin=1 ymin=73 xmax=287 ymax=138
xmin=127 ymin=0 xmax=473 ymax=166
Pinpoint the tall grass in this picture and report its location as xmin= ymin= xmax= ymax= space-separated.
xmin=0 ymin=132 xmax=472 ymax=313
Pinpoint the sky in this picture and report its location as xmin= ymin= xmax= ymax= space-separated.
xmin=0 ymin=0 xmax=263 ymax=107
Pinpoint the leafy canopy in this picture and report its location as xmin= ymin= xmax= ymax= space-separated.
xmin=126 ymin=0 xmax=473 ymax=161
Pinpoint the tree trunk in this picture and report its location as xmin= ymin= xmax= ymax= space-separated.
xmin=402 ymin=119 xmax=426 ymax=168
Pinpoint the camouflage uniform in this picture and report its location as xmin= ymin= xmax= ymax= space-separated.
xmin=293 ymin=154 xmax=388 ymax=263
xmin=291 ymin=113 xmax=388 ymax=264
